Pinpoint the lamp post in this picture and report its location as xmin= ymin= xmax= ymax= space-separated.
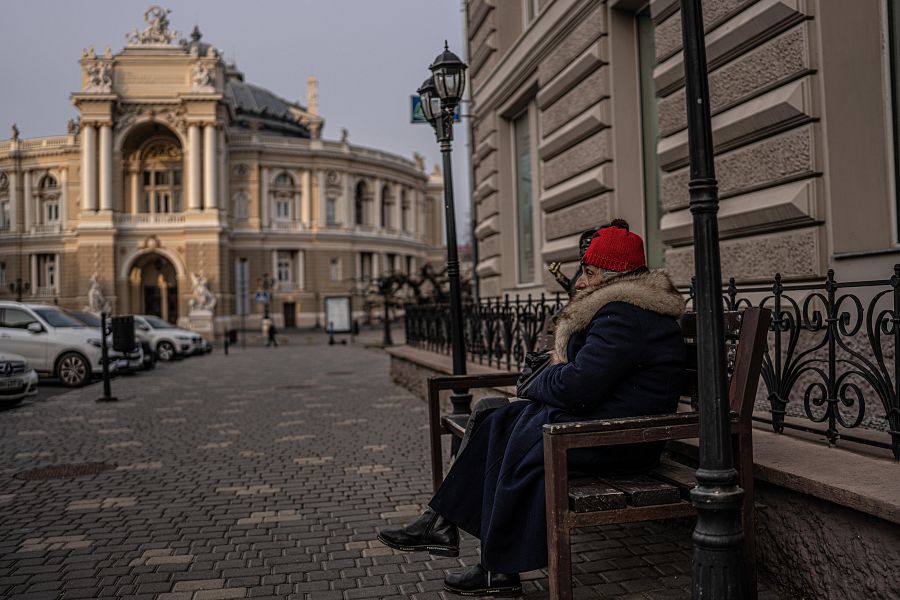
xmin=679 ymin=1 xmax=745 ymax=597
xmin=419 ymin=42 xmax=469 ymax=418
xmin=9 ymin=278 xmax=29 ymax=302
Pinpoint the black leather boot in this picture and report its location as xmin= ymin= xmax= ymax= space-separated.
xmin=444 ymin=563 xmax=522 ymax=597
xmin=377 ymin=508 xmax=459 ymax=557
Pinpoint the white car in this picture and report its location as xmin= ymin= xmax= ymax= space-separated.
xmin=133 ymin=315 xmax=206 ymax=361
xmin=0 ymin=302 xmax=111 ymax=387
xmin=0 ymin=351 xmax=38 ymax=404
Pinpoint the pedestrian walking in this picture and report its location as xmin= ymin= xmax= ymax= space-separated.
xmin=267 ymin=321 xmax=278 ymax=347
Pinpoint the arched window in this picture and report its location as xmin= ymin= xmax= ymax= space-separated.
xmin=233 ymin=191 xmax=249 ymax=220
xmin=37 ymin=174 xmax=60 ymax=225
xmin=271 ymin=172 xmax=295 ymax=222
xmin=355 ymin=181 xmax=367 ymax=226
xmin=140 ymin=141 xmax=182 ymax=214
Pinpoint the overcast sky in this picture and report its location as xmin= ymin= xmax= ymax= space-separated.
xmin=0 ymin=0 xmax=471 ymax=241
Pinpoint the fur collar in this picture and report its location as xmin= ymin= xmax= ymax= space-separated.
xmin=554 ymin=269 xmax=685 ymax=363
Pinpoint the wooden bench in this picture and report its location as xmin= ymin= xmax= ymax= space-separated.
xmin=425 ymin=307 xmax=771 ymax=599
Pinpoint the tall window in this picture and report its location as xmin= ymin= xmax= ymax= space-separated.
xmin=360 ymin=251 xmax=373 ymax=280
xmin=0 ymin=172 xmax=8 ymax=231
xmin=355 ymin=182 xmax=367 ymax=225
xmin=0 ymin=262 xmax=6 ymax=287
xmin=638 ymin=9 xmax=664 ymax=267
xmin=330 ymin=257 xmax=341 ymax=281
xmin=38 ymin=176 xmax=60 ymax=226
xmin=272 ymin=173 xmax=294 ymax=222
xmin=326 ymin=197 xmax=337 ymax=226
xmin=401 ymin=190 xmax=410 ymax=232
xmin=140 ymin=141 xmax=182 ymax=214
xmin=234 ymin=258 xmax=249 ymax=316
xmin=513 ymin=110 xmax=536 ymax=284
xmin=36 ymin=254 xmax=56 ymax=290
xmin=523 ymin=0 xmax=539 ymax=25
xmin=276 ymin=251 xmax=293 ymax=285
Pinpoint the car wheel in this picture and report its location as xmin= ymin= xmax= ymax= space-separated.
xmin=57 ymin=352 xmax=90 ymax=387
xmin=157 ymin=341 xmax=176 ymax=362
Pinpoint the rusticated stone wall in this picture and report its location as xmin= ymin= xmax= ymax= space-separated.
xmin=755 ymin=481 xmax=900 ymax=600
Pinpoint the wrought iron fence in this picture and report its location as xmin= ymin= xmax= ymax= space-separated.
xmin=404 ymin=266 xmax=900 ymax=460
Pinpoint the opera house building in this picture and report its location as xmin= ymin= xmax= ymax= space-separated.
xmin=0 ymin=7 xmax=445 ymax=329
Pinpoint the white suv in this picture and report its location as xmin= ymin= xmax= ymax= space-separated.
xmin=0 ymin=302 xmax=110 ymax=387
xmin=133 ymin=315 xmax=205 ymax=361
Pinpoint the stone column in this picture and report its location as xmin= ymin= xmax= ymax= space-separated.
xmin=297 ymin=250 xmax=305 ymax=290
xmin=8 ymin=172 xmax=17 ymax=232
xmin=158 ymin=274 xmax=169 ymax=322
xmin=260 ymin=167 xmax=269 ymax=228
xmin=60 ymin=170 xmax=68 ymax=230
xmin=203 ymin=123 xmax=217 ymax=210
xmin=23 ymin=170 xmax=32 ymax=232
xmin=344 ymin=175 xmax=354 ymax=226
xmin=130 ymin=168 xmax=140 ymax=214
xmin=396 ymin=187 xmax=404 ymax=233
xmin=301 ymin=171 xmax=311 ymax=225
xmin=317 ymin=170 xmax=327 ymax=228
xmin=30 ymin=254 xmax=37 ymax=295
xmin=372 ymin=177 xmax=383 ymax=228
xmin=54 ymin=253 xmax=60 ymax=293
xmin=81 ymin=124 xmax=97 ymax=212
xmin=99 ymin=123 xmax=113 ymax=211
xmin=188 ymin=124 xmax=202 ymax=210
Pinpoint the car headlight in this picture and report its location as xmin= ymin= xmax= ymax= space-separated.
xmin=87 ymin=338 xmax=102 ymax=347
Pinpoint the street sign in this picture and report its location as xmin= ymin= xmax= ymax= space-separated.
xmin=255 ymin=291 xmax=270 ymax=305
xmin=410 ymin=95 xmax=461 ymax=124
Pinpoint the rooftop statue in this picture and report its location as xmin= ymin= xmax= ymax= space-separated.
xmin=127 ymin=6 xmax=179 ymax=46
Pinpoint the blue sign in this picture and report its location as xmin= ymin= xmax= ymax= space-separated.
xmin=255 ymin=291 xmax=270 ymax=305
xmin=411 ymin=95 xmax=461 ymax=124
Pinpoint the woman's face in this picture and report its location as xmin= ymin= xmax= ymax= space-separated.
xmin=575 ymin=264 xmax=606 ymax=291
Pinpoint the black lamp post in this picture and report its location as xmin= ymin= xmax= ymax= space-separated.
xmin=258 ymin=272 xmax=273 ymax=320
xmin=9 ymin=278 xmax=29 ymax=302
xmin=419 ymin=42 xmax=469 ymax=418
xmin=679 ymin=1 xmax=745 ymax=597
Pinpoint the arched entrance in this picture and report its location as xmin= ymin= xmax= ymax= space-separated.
xmin=129 ymin=253 xmax=178 ymax=322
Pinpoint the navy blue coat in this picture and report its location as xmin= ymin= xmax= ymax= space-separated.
xmin=430 ymin=271 xmax=686 ymax=573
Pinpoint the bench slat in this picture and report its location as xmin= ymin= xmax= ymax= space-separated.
xmin=600 ymin=475 xmax=681 ymax=507
xmin=568 ymin=480 xmax=627 ymax=513
xmin=650 ymin=459 xmax=697 ymax=492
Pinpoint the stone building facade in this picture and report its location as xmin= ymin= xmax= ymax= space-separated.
xmin=0 ymin=7 xmax=445 ymax=329
xmin=467 ymin=0 xmax=900 ymax=296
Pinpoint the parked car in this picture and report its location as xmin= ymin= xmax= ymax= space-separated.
xmin=133 ymin=315 xmax=206 ymax=361
xmin=64 ymin=310 xmax=153 ymax=371
xmin=0 ymin=351 xmax=38 ymax=405
xmin=0 ymin=301 xmax=113 ymax=387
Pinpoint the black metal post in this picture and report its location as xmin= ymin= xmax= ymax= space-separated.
xmin=382 ymin=292 xmax=393 ymax=346
xmin=97 ymin=312 xmax=117 ymax=403
xmin=680 ymin=1 xmax=745 ymax=597
xmin=435 ymin=109 xmax=471 ymax=419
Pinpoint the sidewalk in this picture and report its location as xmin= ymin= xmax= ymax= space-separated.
xmin=0 ymin=335 xmax=767 ymax=599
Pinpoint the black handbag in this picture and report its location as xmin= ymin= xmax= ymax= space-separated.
xmin=516 ymin=351 xmax=553 ymax=397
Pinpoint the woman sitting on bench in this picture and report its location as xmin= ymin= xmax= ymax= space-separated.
xmin=378 ymin=219 xmax=686 ymax=597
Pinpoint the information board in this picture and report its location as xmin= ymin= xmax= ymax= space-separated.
xmin=324 ymin=296 xmax=352 ymax=333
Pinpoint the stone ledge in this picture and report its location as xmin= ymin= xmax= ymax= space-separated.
xmin=670 ymin=418 xmax=900 ymax=526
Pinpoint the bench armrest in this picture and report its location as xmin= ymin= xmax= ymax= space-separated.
xmin=426 ymin=372 xmax=520 ymax=394
xmin=543 ymin=412 xmax=702 ymax=450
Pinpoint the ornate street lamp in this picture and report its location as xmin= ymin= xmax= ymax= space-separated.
xmin=679 ymin=1 xmax=746 ymax=597
xmin=9 ymin=278 xmax=30 ymax=302
xmin=419 ymin=42 xmax=469 ymax=418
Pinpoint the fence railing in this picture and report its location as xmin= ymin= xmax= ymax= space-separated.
xmin=404 ymin=267 xmax=900 ymax=460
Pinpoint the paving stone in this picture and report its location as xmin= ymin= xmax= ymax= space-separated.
xmin=0 ymin=331 xmax=784 ymax=600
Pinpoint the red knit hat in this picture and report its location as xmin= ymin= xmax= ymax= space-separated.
xmin=582 ymin=219 xmax=646 ymax=272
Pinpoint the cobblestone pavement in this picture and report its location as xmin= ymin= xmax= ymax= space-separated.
xmin=1 ymin=333 xmax=736 ymax=599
